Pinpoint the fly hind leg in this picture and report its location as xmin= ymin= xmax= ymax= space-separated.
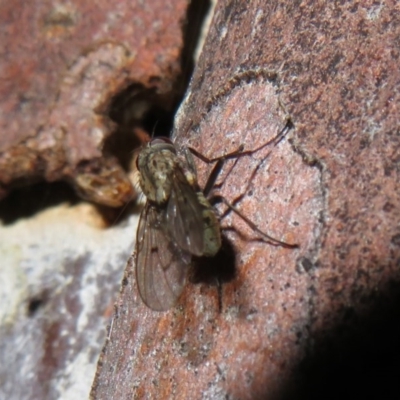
xmin=189 ymin=119 xmax=297 ymax=249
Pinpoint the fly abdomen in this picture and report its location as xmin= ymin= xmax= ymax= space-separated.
xmin=196 ymin=192 xmax=221 ymax=257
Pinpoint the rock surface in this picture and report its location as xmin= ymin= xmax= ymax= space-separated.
xmin=0 ymin=0 xmax=189 ymax=206
xmin=1 ymin=1 xmax=400 ymax=399
xmin=92 ymin=1 xmax=400 ymax=399
xmin=0 ymin=0 xmax=190 ymax=399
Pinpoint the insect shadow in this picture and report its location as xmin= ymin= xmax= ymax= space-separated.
xmin=189 ymin=234 xmax=237 ymax=285
xmin=133 ymin=121 xmax=297 ymax=311
xmin=188 ymin=234 xmax=236 ymax=312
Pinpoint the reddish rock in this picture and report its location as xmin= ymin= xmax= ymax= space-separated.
xmin=0 ymin=0 xmax=190 ymax=206
xmin=92 ymin=1 xmax=400 ymax=399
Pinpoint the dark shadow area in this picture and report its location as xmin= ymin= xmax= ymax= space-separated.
xmin=94 ymin=201 xmax=140 ymax=227
xmin=177 ymin=0 xmax=212 ymax=96
xmin=274 ymin=279 xmax=400 ymax=400
xmin=105 ymin=84 xmax=176 ymax=171
xmin=26 ymin=290 xmax=50 ymax=317
xmin=105 ymin=1 xmax=211 ymax=167
xmin=0 ymin=180 xmax=79 ymax=225
xmin=107 ymin=83 xmax=176 ymax=139
xmin=0 ymin=178 xmax=137 ymax=227
xmin=190 ymin=234 xmax=237 ymax=285
xmin=27 ymin=297 xmax=45 ymax=316
xmin=190 ymin=234 xmax=236 ymax=313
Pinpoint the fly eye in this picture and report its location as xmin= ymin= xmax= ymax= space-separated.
xmin=151 ymin=137 xmax=172 ymax=145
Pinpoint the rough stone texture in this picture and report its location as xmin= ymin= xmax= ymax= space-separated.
xmin=92 ymin=1 xmax=400 ymax=399
xmin=0 ymin=0 xmax=189 ymax=206
xmin=91 ymin=76 xmax=320 ymax=399
xmin=0 ymin=203 xmax=138 ymax=399
xmin=0 ymin=1 xmax=191 ymax=399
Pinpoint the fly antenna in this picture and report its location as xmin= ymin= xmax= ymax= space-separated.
xmin=151 ymin=120 xmax=159 ymax=139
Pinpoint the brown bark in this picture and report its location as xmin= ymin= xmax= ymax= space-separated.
xmin=92 ymin=1 xmax=400 ymax=399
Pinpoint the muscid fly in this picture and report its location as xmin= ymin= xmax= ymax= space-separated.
xmin=134 ymin=132 xmax=296 ymax=311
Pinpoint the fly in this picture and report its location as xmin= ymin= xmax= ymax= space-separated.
xmin=134 ymin=127 xmax=297 ymax=311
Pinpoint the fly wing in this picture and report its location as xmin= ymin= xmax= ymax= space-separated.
xmin=166 ymin=167 xmax=205 ymax=256
xmin=135 ymin=203 xmax=190 ymax=311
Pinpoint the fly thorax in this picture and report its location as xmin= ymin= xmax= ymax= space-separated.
xmin=138 ymin=145 xmax=177 ymax=205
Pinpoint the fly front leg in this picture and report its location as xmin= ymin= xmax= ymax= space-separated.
xmin=189 ymin=147 xmax=244 ymax=197
xmin=188 ymin=119 xmax=293 ymax=196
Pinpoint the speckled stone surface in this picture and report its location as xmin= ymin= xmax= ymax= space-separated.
xmin=92 ymin=1 xmax=400 ymax=399
xmin=2 ymin=0 xmax=400 ymax=399
xmin=0 ymin=0 xmax=189 ymax=399
xmin=0 ymin=0 xmax=189 ymax=206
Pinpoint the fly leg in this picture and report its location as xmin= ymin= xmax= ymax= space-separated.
xmin=189 ymin=119 xmax=298 ymax=249
xmin=210 ymin=194 xmax=298 ymax=248
xmin=189 ymin=119 xmax=293 ymax=197
xmin=210 ymin=154 xmax=298 ymax=249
